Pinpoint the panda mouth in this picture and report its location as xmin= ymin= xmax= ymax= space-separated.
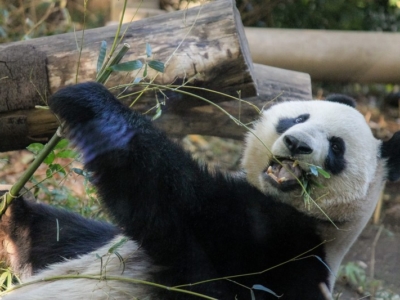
xmin=263 ymin=158 xmax=304 ymax=191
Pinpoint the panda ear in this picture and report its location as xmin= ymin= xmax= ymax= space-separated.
xmin=381 ymin=131 xmax=400 ymax=181
xmin=325 ymin=94 xmax=356 ymax=108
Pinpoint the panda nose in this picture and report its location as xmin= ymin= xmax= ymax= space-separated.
xmin=283 ymin=135 xmax=313 ymax=155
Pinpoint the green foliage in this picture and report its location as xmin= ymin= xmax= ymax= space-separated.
xmin=339 ymin=261 xmax=367 ymax=290
xmin=238 ymin=0 xmax=400 ymax=31
xmin=109 ymin=60 xmax=143 ymax=72
xmin=338 ymin=261 xmax=400 ymax=299
xmin=26 ymin=139 xmax=104 ymax=220
xmin=0 ymin=0 xmax=73 ymax=42
xmin=108 ymin=44 xmax=165 ymax=76
xmin=0 ymin=266 xmax=19 ymax=291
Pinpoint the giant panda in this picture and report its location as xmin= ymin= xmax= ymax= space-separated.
xmin=0 ymin=82 xmax=399 ymax=299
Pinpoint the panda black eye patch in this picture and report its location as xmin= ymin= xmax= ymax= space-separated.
xmin=325 ymin=136 xmax=346 ymax=174
xmin=276 ymin=113 xmax=310 ymax=134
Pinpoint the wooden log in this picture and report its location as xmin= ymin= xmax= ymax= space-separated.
xmin=245 ymin=27 xmax=400 ymax=83
xmin=0 ymin=64 xmax=311 ymax=151
xmin=154 ymin=63 xmax=312 ymax=139
xmin=0 ymin=0 xmax=256 ymax=114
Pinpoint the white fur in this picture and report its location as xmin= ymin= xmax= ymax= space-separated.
xmin=242 ymin=100 xmax=384 ymax=286
xmin=2 ymin=235 xmax=158 ymax=300
xmin=243 ymin=100 xmax=380 ymax=221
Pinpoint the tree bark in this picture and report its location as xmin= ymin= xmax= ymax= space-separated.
xmin=0 ymin=0 xmax=256 ymax=114
xmin=0 ymin=63 xmax=311 ymax=151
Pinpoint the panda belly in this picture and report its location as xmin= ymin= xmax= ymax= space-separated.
xmin=3 ymin=235 xmax=157 ymax=300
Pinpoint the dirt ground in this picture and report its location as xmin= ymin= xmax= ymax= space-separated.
xmin=335 ymin=182 xmax=400 ymax=299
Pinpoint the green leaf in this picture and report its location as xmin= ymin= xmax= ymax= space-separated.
xmin=252 ymin=284 xmax=282 ymax=298
xmin=6 ymin=271 xmax=11 ymax=288
xmin=46 ymin=168 xmax=52 ymax=178
xmin=146 ymin=42 xmax=152 ymax=57
xmin=49 ymin=163 xmax=66 ymax=176
xmin=54 ymin=139 xmax=69 ymax=149
xmin=72 ymin=168 xmax=84 ymax=176
xmin=27 ymin=143 xmax=44 ymax=155
xmin=56 ymin=149 xmax=78 ymax=159
xmin=0 ymin=271 xmax=9 ymax=288
xmin=152 ymin=105 xmax=162 ymax=121
xmin=143 ymin=63 xmax=148 ymax=77
xmin=108 ymin=237 xmax=128 ymax=254
xmin=316 ymin=166 xmax=331 ymax=178
xmin=97 ymin=40 xmax=107 ymax=74
xmin=109 ymin=60 xmax=143 ymax=72
xmin=43 ymin=151 xmax=55 ymax=165
xmin=148 ymin=60 xmax=165 ymax=73
xmin=309 ymin=165 xmax=318 ymax=177
xmin=309 ymin=180 xmax=325 ymax=189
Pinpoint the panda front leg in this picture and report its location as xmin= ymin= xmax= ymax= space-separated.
xmin=48 ymin=82 xmax=233 ymax=292
xmin=0 ymin=190 xmax=119 ymax=279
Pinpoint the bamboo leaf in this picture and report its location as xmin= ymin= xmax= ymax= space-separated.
xmin=43 ymin=151 xmax=55 ymax=165
xmin=309 ymin=165 xmax=318 ymax=177
xmin=6 ymin=272 xmax=11 ymax=288
xmin=97 ymin=40 xmax=107 ymax=74
xmin=250 ymin=290 xmax=256 ymax=300
xmin=108 ymin=237 xmax=128 ymax=254
xmin=27 ymin=143 xmax=44 ymax=155
xmin=54 ymin=139 xmax=69 ymax=149
xmin=72 ymin=168 xmax=84 ymax=176
xmin=56 ymin=149 xmax=78 ymax=159
xmin=146 ymin=42 xmax=152 ymax=57
xmin=49 ymin=163 xmax=66 ymax=176
xmin=109 ymin=60 xmax=143 ymax=72
xmin=148 ymin=60 xmax=165 ymax=73
xmin=316 ymin=166 xmax=331 ymax=179
xmin=0 ymin=271 xmax=9 ymax=288
xmin=252 ymin=284 xmax=282 ymax=298
xmin=152 ymin=105 xmax=162 ymax=121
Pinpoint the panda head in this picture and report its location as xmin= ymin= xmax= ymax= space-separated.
xmin=242 ymin=96 xmax=388 ymax=222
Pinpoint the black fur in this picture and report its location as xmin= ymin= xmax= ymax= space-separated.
xmin=0 ymin=193 xmax=119 ymax=273
xmin=276 ymin=113 xmax=310 ymax=134
xmin=47 ymin=82 xmax=330 ymax=299
xmin=381 ymin=131 xmax=400 ymax=181
xmin=325 ymin=136 xmax=346 ymax=175
xmin=326 ymin=94 xmax=356 ymax=108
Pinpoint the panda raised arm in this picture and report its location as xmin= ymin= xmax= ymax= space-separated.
xmin=1 ymin=82 xmax=399 ymax=300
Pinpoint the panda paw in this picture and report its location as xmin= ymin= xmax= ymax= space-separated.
xmin=49 ymin=82 xmax=139 ymax=163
